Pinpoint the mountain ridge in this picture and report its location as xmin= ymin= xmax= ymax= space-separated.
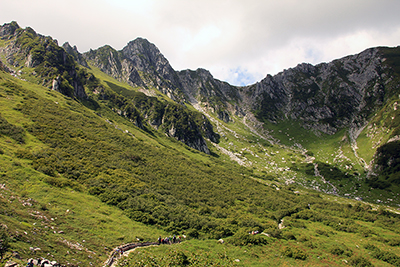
xmin=78 ymin=33 xmax=400 ymax=144
xmin=77 ymin=34 xmax=400 ymax=138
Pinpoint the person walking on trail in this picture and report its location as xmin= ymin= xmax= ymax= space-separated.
xmin=26 ymin=259 xmax=34 ymax=267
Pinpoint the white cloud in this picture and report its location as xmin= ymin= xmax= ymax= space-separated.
xmin=1 ymin=0 xmax=400 ymax=86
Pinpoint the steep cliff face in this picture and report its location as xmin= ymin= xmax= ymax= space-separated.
xmin=0 ymin=22 xmax=87 ymax=99
xmin=121 ymin=38 xmax=182 ymax=89
xmin=242 ymin=47 xmax=396 ymax=135
xmin=62 ymin=42 xmax=89 ymax=68
xmin=80 ymin=34 xmax=400 ymax=158
xmin=82 ymin=36 xmax=399 ymax=137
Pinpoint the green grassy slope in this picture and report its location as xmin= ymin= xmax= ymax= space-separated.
xmin=0 ymin=71 xmax=171 ymax=266
xmin=212 ymin=105 xmax=400 ymax=206
xmin=1 ymin=69 xmax=400 ymax=267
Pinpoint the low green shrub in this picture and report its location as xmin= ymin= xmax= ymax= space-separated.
xmin=365 ymin=243 xmax=400 ymax=266
xmin=281 ymin=246 xmax=307 ymax=260
xmin=315 ymin=229 xmax=330 ymax=237
xmin=282 ymin=231 xmax=296 ymax=240
xmin=329 ymin=244 xmax=352 ymax=257
xmin=0 ymin=227 xmax=10 ymax=261
xmin=0 ymin=113 xmax=25 ymax=143
xmin=264 ymin=228 xmax=282 ymax=239
xmin=348 ymin=255 xmax=373 ymax=267
xmin=229 ymin=229 xmax=270 ymax=246
xmin=388 ymin=238 xmax=400 ymax=246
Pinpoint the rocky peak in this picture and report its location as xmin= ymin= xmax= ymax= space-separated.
xmin=84 ymin=38 xmax=185 ymax=101
xmin=122 ymin=38 xmax=164 ymax=67
xmin=176 ymin=68 xmax=242 ymax=123
xmin=0 ymin=23 xmax=87 ymax=99
xmin=83 ymin=37 xmax=240 ymax=110
xmin=178 ymin=68 xmax=241 ymax=103
xmin=62 ymin=42 xmax=89 ymax=68
xmin=0 ymin=21 xmax=20 ymax=39
xmin=122 ymin=38 xmax=182 ymax=90
xmin=84 ymin=45 xmax=123 ymax=80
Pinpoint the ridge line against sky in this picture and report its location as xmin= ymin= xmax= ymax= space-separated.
xmin=1 ymin=0 xmax=400 ymax=86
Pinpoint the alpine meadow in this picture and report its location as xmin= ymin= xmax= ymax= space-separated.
xmin=1 ymin=21 xmax=400 ymax=266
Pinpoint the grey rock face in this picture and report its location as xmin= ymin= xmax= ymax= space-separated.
xmin=84 ymin=38 xmax=242 ymax=110
xmin=0 ymin=23 xmax=88 ymax=99
xmin=0 ymin=59 xmax=12 ymax=73
xmin=177 ymin=68 xmax=241 ymax=103
xmin=83 ymin=39 xmax=222 ymax=153
xmin=240 ymin=47 xmax=389 ymax=134
xmin=62 ymin=42 xmax=89 ymax=68
xmin=85 ymin=45 xmax=123 ymax=79
xmin=84 ymin=38 xmax=184 ymax=100
xmin=176 ymin=68 xmax=241 ymax=123
xmin=122 ymin=38 xmax=181 ymax=88
xmin=0 ymin=21 xmax=19 ymax=39
xmin=3 ymin=21 xmax=399 ymax=155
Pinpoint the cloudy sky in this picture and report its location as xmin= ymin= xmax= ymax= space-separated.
xmin=2 ymin=0 xmax=400 ymax=86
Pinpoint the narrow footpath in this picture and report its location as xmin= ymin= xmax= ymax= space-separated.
xmin=103 ymin=239 xmax=181 ymax=267
xmin=103 ymin=242 xmax=159 ymax=267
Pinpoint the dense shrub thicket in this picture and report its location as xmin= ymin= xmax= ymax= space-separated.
xmin=0 ymin=113 xmax=25 ymax=143
xmin=364 ymin=244 xmax=400 ymax=266
xmin=369 ymin=140 xmax=400 ymax=189
xmin=18 ymin=93 xmax=270 ymax=238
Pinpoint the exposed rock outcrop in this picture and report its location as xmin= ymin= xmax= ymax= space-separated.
xmin=62 ymin=42 xmax=89 ymax=68
xmin=241 ymin=47 xmax=395 ymax=135
xmin=84 ymin=38 xmax=184 ymax=100
xmin=0 ymin=22 xmax=87 ymax=99
xmin=0 ymin=21 xmax=19 ymax=38
xmin=177 ymin=68 xmax=241 ymax=122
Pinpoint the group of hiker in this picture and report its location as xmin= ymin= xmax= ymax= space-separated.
xmin=26 ymin=258 xmax=59 ymax=267
xmin=157 ymin=235 xmax=182 ymax=245
xmin=115 ymin=246 xmax=125 ymax=256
